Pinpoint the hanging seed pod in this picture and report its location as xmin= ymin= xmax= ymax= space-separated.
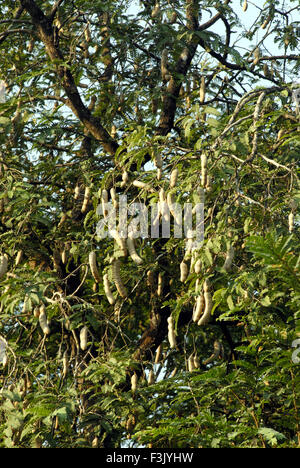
xmin=81 ymin=186 xmax=90 ymax=213
xmin=148 ymin=369 xmax=155 ymax=385
xmin=201 ymin=153 xmax=207 ymax=187
xmin=147 ymin=270 xmax=155 ymax=289
xmin=61 ymin=248 xmax=67 ymax=265
xmin=89 ymin=251 xmax=101 ymax=283
xmin=169 ymin=168 xmax=178 ymax=189
xmin=188 ymin=354 xmax=195 ymax=372
xmin=157 ymin=272 xmax=163 ymax=297
xmin=180 ymin=260 xmax=189 ymax=282
xmin=154 ymin=344 xmax=162 ymax=364
xmin=127 ymin=234 xmax=143 ymax=265
xmin=103 ymin=273 xmax=116 ymax=305
xmin=253 ymin=48 xmax=260 ymax=66
xmin=39 ymin=304 xmax=50 ymax=335
xmin=167 ymin=315 xmax=176 ymax=349
xmin=74 ymin=185 xmax=81 ymax=200
xmin=161 ymin=49 xmax=170 ymax=83
xmin=277 ymin=128 xmax=285 ymax=141
xmin=203 ymin=340 xmax=222 ymax=365
xmin=131 ymin=372 xmax=138 ymax=393
xmin=80 ymin=326 xmax=88 ymax=351
xmin=33 ymin=306 xmax=40 ymax=318
xmin=199 ymin=76 xmax=206 ymax=104
xmin=157 ymin=167 xmax=162 ymax=181
xmin=0 ymin=254 xmax=8 ymax=279
xmin=151 ymin=2 xmax=161 ymax=19
xmin=0 ymin=335 xmax=7 ymax=366
xmin=110 ymin=187 xmax=118 ymax=209
xmin=15 ymin=250 xmax=23 ymax=266
xmin=194 ymin=258 xmax=201 ymax=274
xmin=261 ymin=16 xmax=271 ymax=29
xmin=62 ymin=350 xmax=69 ymax=378
xmin=101 ymin=189 xmax=109 ymax=218
xmin=193 ymin=294 xmax=205 ymax=322
xmin=288 ymin=211 xmax=294 ymax=233
xmin=112 ymin=258 xmax=127 ymax=298
xmin=84 ymin=23 xmax=91 ymax=43
xmin=223 ymin=244 xmax=235 ymax=272
xmin=242 ymin=0 xmax=248 ymax=12
xmin=155 ymin=153 xmax=163 ymax=169
xmin=132 ymin=180 xmax=154 ymax=192
xmin=110 ymin=229 xmax=127 ymax=257
xmin=193 ymin=355 xmax=200 ymax=369
xmin=120 ymin=170 xmax=129 ymax=188
xmin=198 ymin=280 xmax=212 ymax=326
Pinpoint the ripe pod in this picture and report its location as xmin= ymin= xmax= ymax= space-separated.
xmin=288 ymin=211 xmax=294 ymax=233
xmin=161 ymin=49 xmax=170 ymax=82
xmin=132 ymin=180 xmax=154 ymax=192
xmin=194 ymin=259 xmax=201 ymax=274
xmin=81 ymin=186 xmax=90 ymax=213
xmin=169 ymin=168 xmax=178 ymax=189
xmin=147 ymin=270 xmax=155 ymax=288
xmin=131 ymin=372 xmax=138 ymax=393
xmin=180 ymin=261 xmax=189 ymax=282
xmin=39 ymin=304 xmax=50 ymax=335
xmin=199 ymin=76 xmax=206 ymax=104
xmin=151 ymin=2 xmax=161 ymax=19
xmin=154 ymin=344 xmax=162 ymax=364
xmin=201 ymin=153 xmax=207 ymax=187
xmin=74 ymin=185 xmax=81 ymax=200
xmin=188 ymin=354 xmax=195 ymax=372
xmin=167 ymin=315 xmax=176 ymax=349
xmin=198 ymin=280 xmax=212 ymax=326
xmin=112 ymin=258 xmax=127 ymax=298
xmin=110 ymin=229 xmax=127 ymax=257
xmin=193 ymin=355 xmax=200 ymax=369
xmin=103 ymin=273 xmax=116 ymax=305
xmin=89 ymin=251 xmax=101 ymax=283
xmin=15 ymin=250 xmax=23 ymax=266
xmin=223 ymin=244 xmax=235 ymax=272
xmin=203 ymin=340 xmax=223 ymax=365
xmin=0 ymin=254 xmax=8 ymax=279
xmin=101 ymin=189 xmax=109 ymax=218
xmin=120 ymin=170 xmax=129 ymax=188
xmin=148 ymin=369 xmax=155 ymax=385
xmin=157 ymin=272 xmax=163 ymax=297
xmin=0 ymin=335 xmax=7 ymax=366
xmin=127 ymin=234 xmax=143 ymax=265
xmin=62 ymin=350 xmax=68 ymax=378
xmin=193 ymin=294 xmax=205 ymax=322
xmin=80 ymin=326 xmax=88 ymax=351
xmin=242 ymin=0 xmax=248 ymax=12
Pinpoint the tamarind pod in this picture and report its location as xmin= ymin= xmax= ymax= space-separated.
xmin=39 ymin=304 xmax=50 ymax=335
xmin=81 ymin=186 xmax=90 ymax=213
xmin=127 ymin=234 xmax=143 ymax=265
xmin=80 ymin=326 xmax=88 ymax=351
xmin=277 ymin=128 xmax=285 ymax=141
xmin=151 ymin=2 xmax=161 ymax=18
xmin=132 ymin=180 xmax=154 ymax=192
xmin=0 ymin=254 xmax=8 ymax=279
xmin=170 ymin=367 xmax=177 ymax=378
xmin=288 ymin=212 xmax=294 ymax=233
xmin=89 ymin=251 xmax=101 ymax=283
xmin=161 ymin=49 xmax=170 ymax=82
xmin=199 ymin=76 xmax=206 ymax=104
xmin=198 ymin=282 xmax=212 ymax=326
xmin=62 ymin=350 xmax=68 ymax=378
xmin=101 ymin=189 xmax=109 ymax=218
xmin=112 ymin=259 xmax=127 ymax=298
xmin=84 ymin=24 xmax=91 ymax=42
xmin=110 ymin=188 xmax=118 ymax=209
xmin=201 ymin=153 xmax=207 ymax=187
xmin=0 ymin=335 xmax=7 ymax=366
xmin=131 ymin=372 xmax=138 ymax=393
xmin=188 ymin=355 xmax=195 ymax=372
xmin=147 ymin=270 xmax=155 ymax=288
xmin=167 ymin=316 xmax=176 ymax=349
xmin=195 ymin=278 xmax=201 ymax=294
xmin=169 ymin=168 xmax=178 ymax=189
xmin=157 ymin=167 xmax=162 ymax=181
xmin=103 ymin=273 xmax=116 ymax=305
xmin=159 ymin=188 xmax=170 ymax=223
xmin=110 ymin=229 xmax=127 ymax=256
xmin=180 ymin=261 xmax=189 ymax=282
xmin=194 ymin=259 xmax=201 ymax=274
xmin=203 ymin=340 xmax=222 ymax=366
xmin=242 ymin=0 xmax=248 ymax=12
xmin=148 ymin=369 xmax=155 ymax=385
xmin=223 ymin=244 xmax=235 ymax=272
xmin=33 ymin=306 xmax=40 ymax=318
xmin=154 ymin=344 xmax=162 ymax=364
xmin=15 ymin=250 xmax=23 ymax=266
xmin=74 ymin=185 xmax=81 ymax=200
xmin=261 ymin=16 xmax=271 ymax=29
xmin=120 ymin=170 xmax=129 ymax=188
xmin=157 ymin=272 xmax=163 ymax=297
xmin=61 ymin=249 xmax=67 ymax=265
xmin=193 ymin=294 xmax=205 ymax=322
xmin=193 ymin=355 xmax=200 ymax=369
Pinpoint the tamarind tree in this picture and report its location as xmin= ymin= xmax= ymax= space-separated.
xmin=0 ymin=0 xmax=299 ymax=449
